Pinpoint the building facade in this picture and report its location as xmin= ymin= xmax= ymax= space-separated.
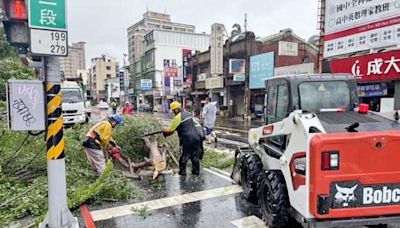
xmin=60 ymin=42 xmax=86 ymax=80
xmin=90 ymin=55 xmax=118 ymax=102
xmin=136 ymin=29 xmax=210 ymax=111
xmin=127 ymin=11 xmax=195 ymax=71
xmin=192 ymin=29 xmax=318 ymax=118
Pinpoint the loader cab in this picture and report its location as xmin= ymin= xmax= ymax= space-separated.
xmin=264 ymin=74 xmax=358 ymax=125
xmin=263 ymin=74 xmax=358 ymax=149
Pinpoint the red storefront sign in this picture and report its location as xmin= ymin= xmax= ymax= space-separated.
xmin=329 ymin=50 xmax=400 ymax=82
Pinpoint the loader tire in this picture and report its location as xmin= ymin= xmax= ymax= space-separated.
xmin=240 ymin=153 xmax=262 ymax=202
xmin=257 ymin=171 xmax=290 ymax=228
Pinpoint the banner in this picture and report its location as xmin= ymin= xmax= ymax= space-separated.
xmin=278 ymin=41 xmax=298 ymax=56
xmin=327 ymin=50 xmax=400 ymax=81
xmin=324 ymin=0 xmax=400 ymax=58
xmin=182 ymin=49 xmax=193 ymax=87
xmin=250 ymin=52 xmax=274 ymax=89
xmin=163 ymin=59 xmax=178 ymax=77
xmin=229 ymin=59 xmax=246 ymax=74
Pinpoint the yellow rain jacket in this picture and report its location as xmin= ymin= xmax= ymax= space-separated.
xmin=84 ymin=121 xmax=116 ymax=150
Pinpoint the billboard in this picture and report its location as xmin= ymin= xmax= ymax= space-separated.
xmin=229 ymin=59 xmax=246 ymax=74
xmin=324 ymin=0 xmax=400 ymax=58
xmin=210 ymin=23 xmax=224 ymax=75
xmin=250 ymin=52 xmax=275 ymax=89
xmin=327 ymin=50 xmax=400 ymax=82
xmin=278 ymin=41 xmax=298 ymax=56
xmin=274 ymin=63 xmax=315 ymax=76
xmin=140 ymin=79 xmax=152 ymax=91
xmin=182 ymin=49 xmax=194 ymax=87
xmin=163 ymin=59 xmax=178 ymax=77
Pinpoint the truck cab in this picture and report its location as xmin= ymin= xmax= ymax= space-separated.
xmin=61 ymin=81 xmax=86 ymax=125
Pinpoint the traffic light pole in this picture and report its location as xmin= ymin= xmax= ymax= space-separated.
xmin=40 ymin=56 xmax=78 ymax=228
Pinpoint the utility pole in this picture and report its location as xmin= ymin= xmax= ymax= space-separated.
xmin=41 ymin=56 xmax=77 ymax=228
xmin=244 ymin=13 xmax=248 ymax=32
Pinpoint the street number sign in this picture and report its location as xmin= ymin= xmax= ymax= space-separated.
xmin=30 ymin=29 xmax=68 ymax=56
xmin=28 ymin=0 xmax=67 ymax=30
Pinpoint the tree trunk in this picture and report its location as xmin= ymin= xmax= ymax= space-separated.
xmin=131 ymin=137 xmax=167 ymax=171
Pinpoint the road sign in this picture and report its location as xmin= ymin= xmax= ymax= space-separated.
xmin=28 ymin=0 xmax=66 ymax=31
xmin=30 ymin=28 xmax=67 ymax=56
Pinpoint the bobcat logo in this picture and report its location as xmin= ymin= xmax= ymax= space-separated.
xmin=334 ymin=184 xmax=358 ymax=207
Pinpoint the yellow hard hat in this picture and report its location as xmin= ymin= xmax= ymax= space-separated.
xmin=170 ymin=101 xmax=181 ymax=111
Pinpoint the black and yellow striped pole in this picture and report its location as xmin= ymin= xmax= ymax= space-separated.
xmin=40 ymin=57 xmax=76 ymax=228
xmin=46 ymin=83 xmax=65 ymax=160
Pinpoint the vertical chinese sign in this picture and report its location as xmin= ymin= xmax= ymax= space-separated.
xmin=210 ymin=23 xmax=224 ymax=75
xmin=183 ymin=49 xmax=193 ymax=87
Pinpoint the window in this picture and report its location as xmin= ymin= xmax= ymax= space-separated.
xmin=299 ymin=81 xmax=350 ymax=113
xmin=266 ymin=84 xmax=289 ymax=124
xmin=162 ymin=25 xmax=172 ymax=30
xmin=106 ymin=74 xmax=112 ymax=79
xmin=397 ymin=27 xmax=400 ymax=38
xmin=106 ymin=66 xmax=111 ymax=70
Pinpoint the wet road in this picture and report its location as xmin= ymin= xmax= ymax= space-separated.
xmin=93 ymin=169 xmax=261 ymax=228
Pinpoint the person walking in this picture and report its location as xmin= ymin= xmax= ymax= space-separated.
xmin=201 ymin=97 xmax=218 ymax=143
xmin=163 ymin=101 xmax=201 ymax=176
xmin=82 ymin=114 xmax=124 ymax=176
xmin=111 ymin=100 xmax=118 ymax=114
xmin=122 ymin=101 xmax=133 ymax=115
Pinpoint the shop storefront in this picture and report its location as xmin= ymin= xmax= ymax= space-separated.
xmin=324 ymin=50 xmax=400 ymax=112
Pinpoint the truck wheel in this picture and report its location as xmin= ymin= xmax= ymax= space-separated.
xmin=257 ymin=171 xmax=290 ymax=228
xmin=240 ymin=153 xmax=262 ymax=202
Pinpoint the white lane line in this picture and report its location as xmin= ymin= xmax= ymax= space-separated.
xmin=209 ymin=167 xmax=232 ymax=177
xmin=91 ymin=185 xmax=243 ymax=221
xmin=203 ymin=168 xmax=235 ymax=183
xmin=231 ymin=215 xmax=267 ymax=228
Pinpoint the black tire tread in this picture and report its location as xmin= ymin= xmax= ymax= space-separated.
xmin=241 ymin=153 xmax=263 ymax=201
xmin=257 ymin=170 xmax=290 ymax=228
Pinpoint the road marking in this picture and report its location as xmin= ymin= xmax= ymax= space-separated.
xmin=91 ymin=185 xmax=243 ymax=221
xmin=209 ymin=167 xmax=232 ymax=177
xmin=204 ymin=168 xmax=235 ymax=183
xmin=215 ymin=126 xmax=248 ymax=133
xmin=231 ymin=215 xmax=267 ymax=228
xmin=218 ymin=137 xmax=248 ymax=147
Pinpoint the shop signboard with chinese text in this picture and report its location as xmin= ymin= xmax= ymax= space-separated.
xmin=328 ymin=50 xmax=400 ymax=81
xmin=274 ymin=63 xmax=315 ymax=76
xmin=205 ymin=76 xmax=223 ymax=89
xmin=324 ymin=0 xmax=400 ymax=58
xmin=357 ymin=83 xmax=388 ymax=97
xmin=229 ymin=59 xmax=246 ymax=74
xmin=7 ymin=80 xmax=45 ymax=131
xmin=210 ymin=23 xmax=224 ymax=75
xmin=163 ymin=59 xmax=178 ymax=77
xmin=250 ymin=52 xmax=274 ymax=89
xmin=278 ymin=41 xmax=298 ymax=56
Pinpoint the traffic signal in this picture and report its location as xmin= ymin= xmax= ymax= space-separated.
xmin=2 ymin=0 xmax=29 ymax=47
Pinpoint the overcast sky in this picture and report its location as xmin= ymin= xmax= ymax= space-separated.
xmin=67 ymin=0 xmax=319 ymax=67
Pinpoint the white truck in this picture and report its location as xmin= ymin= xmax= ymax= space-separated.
xmin=61 ymin=81 xmax=86 ymax=125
